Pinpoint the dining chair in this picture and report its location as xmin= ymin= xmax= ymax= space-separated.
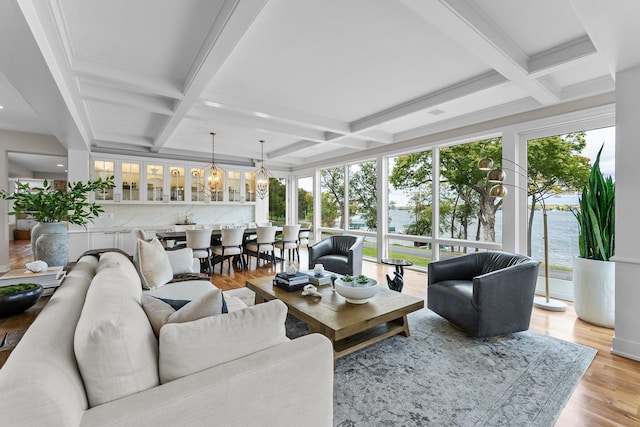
xmin=185 ymin=228 xmax=213 ymax=275
xmin=134 ymin=228 xmax=153 ymax=242
xmin=245 ymin=226 xmax=277 ymax=268
xmin=298 ymin=228 xmax=310 ymax=250
xmin=274 ymin=224 xmax=301 ymax=263
xmin=211 ymin=227 xmax=245 ymax=273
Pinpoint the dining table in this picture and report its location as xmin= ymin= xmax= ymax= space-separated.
xmin=155 ymin=227 xmax=310 ymax=270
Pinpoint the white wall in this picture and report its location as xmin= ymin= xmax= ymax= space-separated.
xmin=611 ymin=65 xmax=640 ymax=361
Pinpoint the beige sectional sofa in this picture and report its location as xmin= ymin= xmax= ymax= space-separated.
xmin=0 ymin=251 xmax=333 ymax=426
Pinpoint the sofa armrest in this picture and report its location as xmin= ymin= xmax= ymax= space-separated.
xmin=80 ymin=334 xmax=334 ymax=427
xmin=308 ymin=237 xmax=333 ymax=267
xmin=347 ymin=237 xmax=364 ymax=276
xmin=472 ymin=260 xmax=540 ymax=312
xmin=427 ymin=255 xmax=479 ymax=285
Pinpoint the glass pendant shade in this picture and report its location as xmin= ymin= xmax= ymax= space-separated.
xmin=487 ymin=168 xmax=506 ymax=183
xmin=208 ymin=132 xmax=224 ymax=193
xmin=254 ymin=139 xmax=270 ymax=199
xmin=478 ymin=157 xmax=494 ymax=171
xmin=490 ymin=184 xmax=508 ymax=198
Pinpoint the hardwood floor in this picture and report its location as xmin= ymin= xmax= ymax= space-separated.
xmin=5 ymin=240 xmax=640 ymax=426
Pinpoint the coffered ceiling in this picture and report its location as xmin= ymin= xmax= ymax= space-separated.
xmin=1 ymin=0 xmax=639 ymax=171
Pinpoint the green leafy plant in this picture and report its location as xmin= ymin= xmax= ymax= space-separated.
xmin=356 ymin=274 xmax=369 ymax=284
xmin=0 ymin=283 xmax=40 ymax=297
xmin=572 ymin=145 xmax=614 ymax=261
xmin=341 ymin=274 xmax=353 ymax=282
xmin=0 ymin=177 xmax=115 ymax=226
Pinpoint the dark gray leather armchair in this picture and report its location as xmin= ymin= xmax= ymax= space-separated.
xmin=308 ymin=235 xmax=364 ymax=276
xmin=427 ymin=251 xmax=540 ymax=338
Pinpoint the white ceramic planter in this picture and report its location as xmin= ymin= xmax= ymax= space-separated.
xmin=31 ymin=222 xmax=69 ymax=267
xmin=572 ymin=256 xmax=615 ymax=328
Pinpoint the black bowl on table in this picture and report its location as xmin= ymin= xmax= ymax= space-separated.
xmin=0 ymin=283 xmax=44 ymax=318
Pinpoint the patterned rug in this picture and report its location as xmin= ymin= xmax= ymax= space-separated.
xmin=286 ymin=308 xmax=596 ymax=427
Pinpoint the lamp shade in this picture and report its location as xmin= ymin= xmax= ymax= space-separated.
xmin=478 ymin=157 xmax=494 ymax=171
xmin=487 ymin=168 xmax=505 ymax=183
xmin=490 ymin=184 xmax=508 ymax=198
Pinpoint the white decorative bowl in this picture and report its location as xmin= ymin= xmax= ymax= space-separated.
xmin=335 ymin=278 xmax=379 ymax=304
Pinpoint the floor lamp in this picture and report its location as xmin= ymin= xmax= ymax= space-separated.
xmin=480 ymin=157 xmax=567 ymax=312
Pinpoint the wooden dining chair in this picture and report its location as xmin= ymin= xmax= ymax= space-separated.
xmin=245 ymin=226 xmax=277 ymax=268
xmin=274 ymin=224 xmax=301 ymax=263
xmin=185 ymin=228 xmax=213 ymax=275
xmin=211 ymin=227 xmax=245 ymax=273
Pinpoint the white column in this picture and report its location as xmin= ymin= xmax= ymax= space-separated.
xmin=0 ymin=147 xmax=9 ymax=272
xmin=501 ymin=128 xmax=528 ymax=255
xmin=611 ymin=65 xmax=640 ymax=361
xmin=376 ymin=154 xmax=387 ymax=260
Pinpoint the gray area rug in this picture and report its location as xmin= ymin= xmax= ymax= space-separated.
xmin=286 ymin=308 xmax=597 ymax=427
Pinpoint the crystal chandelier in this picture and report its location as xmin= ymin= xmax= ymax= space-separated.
xmin=254 ymin=139 xmax=271 ymax=199
xmin=208 ymin=132 xmax=224 ymax=195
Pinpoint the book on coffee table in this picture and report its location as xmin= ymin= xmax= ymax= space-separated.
xmin=0 ymin=266 xmax=65 ymax=286
xmin=300 ymin=270 xmax=333 ymax=286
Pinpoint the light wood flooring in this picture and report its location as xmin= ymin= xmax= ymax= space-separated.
xmin=5 ymin=240 xmax=640 ymax=426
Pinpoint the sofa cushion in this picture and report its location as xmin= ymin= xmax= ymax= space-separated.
xmin=165 ymin=247 xmax=197 ymax=275
xmin=135 ymin=238 xmax=173 ymax=289
xmin=158 ymin=299 xmax=289 ymax=383
xmin=74 ymin=253 xmax=159 ymax=407
xmin=141 ymin=289 xmax=229 ymax=336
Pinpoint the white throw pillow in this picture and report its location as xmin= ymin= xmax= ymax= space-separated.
xmin=74 ymin=264 xmax=159 ymax=407
xmin=158 ymin=299 xmax=289 ymax=383
xmin=165 ymin=247 xmax=196 ymax=275
xmin=135 ymin=238 xmax=173 ymax=290
xmin=141 ymin=288 xmax=227 ymax=336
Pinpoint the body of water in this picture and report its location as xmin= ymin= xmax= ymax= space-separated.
xmin=388 ymin=208 xmax=579 ymax=269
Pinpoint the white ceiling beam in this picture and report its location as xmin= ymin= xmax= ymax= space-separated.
xmin=93 ymin=134 xmax=153 ymax=148
xmin=401 ymin=0 xmax=560 ymax=105
xmin=267 ymin=140 xmax=319 ymax=159
xmin=80 ymin=81 xmax=175 ymax=116
xmin=351 ymin=71 xmax=507 ymax=133
xmin=150 ymin=0 xmax=269 ymax=152
xmin=73 ymin=58 xmax=184 ymax=100
xmin=3 ymin=0 xmax=91 ymax=150
xmin=189 ymin=104 xmax=327 ymax=142
xmin=200 ymin=91 xmax=352 ymax=135
xmin=528 ymin=36 xmax=597 ymax=75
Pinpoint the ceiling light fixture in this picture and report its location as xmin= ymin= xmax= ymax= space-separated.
xmin=208 ymin=132 xmax=224 ymax=194
xmin=254 ymin=139 xmax=271 ymax=199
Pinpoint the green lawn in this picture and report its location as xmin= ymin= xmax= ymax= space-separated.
xmin=363 ymin=247 xmax=432 ymax=267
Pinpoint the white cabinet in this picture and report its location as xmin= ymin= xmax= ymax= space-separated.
xmin=91 ymin=154 xmax=256 ymax=205
xmin=89 ymin=231 xmax=118 ymax=250
xmin=118 ymin=230 xmax=137 ymax=255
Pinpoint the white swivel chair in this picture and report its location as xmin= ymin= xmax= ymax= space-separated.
xmin=274 ymin=224 xmax=301 ymax=263
xmin=211 ymin=227 xmax=245 ymax=274
xmin=245 ymin=226 xmax=277 ymax=268
xmin=185 ymin=228 xmax=213 ymax=275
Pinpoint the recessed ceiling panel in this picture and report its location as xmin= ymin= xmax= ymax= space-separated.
xmin=208 ymin=0 xmax=492 ymax=122
xmin=61 ymin=0 xmax=224 ymax=80
xmin=473 ymin=0 xmax=587 ymax=56
xmin=87 ymin=101 xmax=165 ymax=138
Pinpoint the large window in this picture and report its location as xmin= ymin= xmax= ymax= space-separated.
xmin=297 ymin=176 xmax=313 ymax=225
xmin=320 ymin=167 xmax=344 ymax=229
xmin=526 ymin=127 xmax=615 ymax=279
xmin=439 ymin=138 xmax=503 ymax=251
xmin=268 ymin=177 xmax=286 ymax=225
xmin=347 ymin=161 xmax=377 ymax=231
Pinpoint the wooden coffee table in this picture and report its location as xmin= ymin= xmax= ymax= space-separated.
xmin=246 ymin=276 xmax=424 ymax=365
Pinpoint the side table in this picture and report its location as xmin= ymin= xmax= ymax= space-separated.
xmin=381 ymin=258 xmax=413 ymax=292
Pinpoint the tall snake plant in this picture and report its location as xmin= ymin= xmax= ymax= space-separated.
xmin=573 ymin=145 xmax=615 ymax=261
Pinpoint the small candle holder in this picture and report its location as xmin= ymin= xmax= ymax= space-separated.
xmin=330 ymin=274 xmax=338 ymax=292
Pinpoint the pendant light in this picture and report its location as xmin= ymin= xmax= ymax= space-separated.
xmin=208 ymin=132 xmax=224 ymax=195
xmin=254 ymin=139 xmax=271 ymax=199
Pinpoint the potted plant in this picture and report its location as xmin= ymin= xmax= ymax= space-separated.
xmin=572 ymin=145 xmax=615 ymax=327
xmin=1 ymin=177 xmax=114 ymax=266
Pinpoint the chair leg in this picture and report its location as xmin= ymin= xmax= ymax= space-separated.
xmin=220 ymin=249 xmax=225 ymax=274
